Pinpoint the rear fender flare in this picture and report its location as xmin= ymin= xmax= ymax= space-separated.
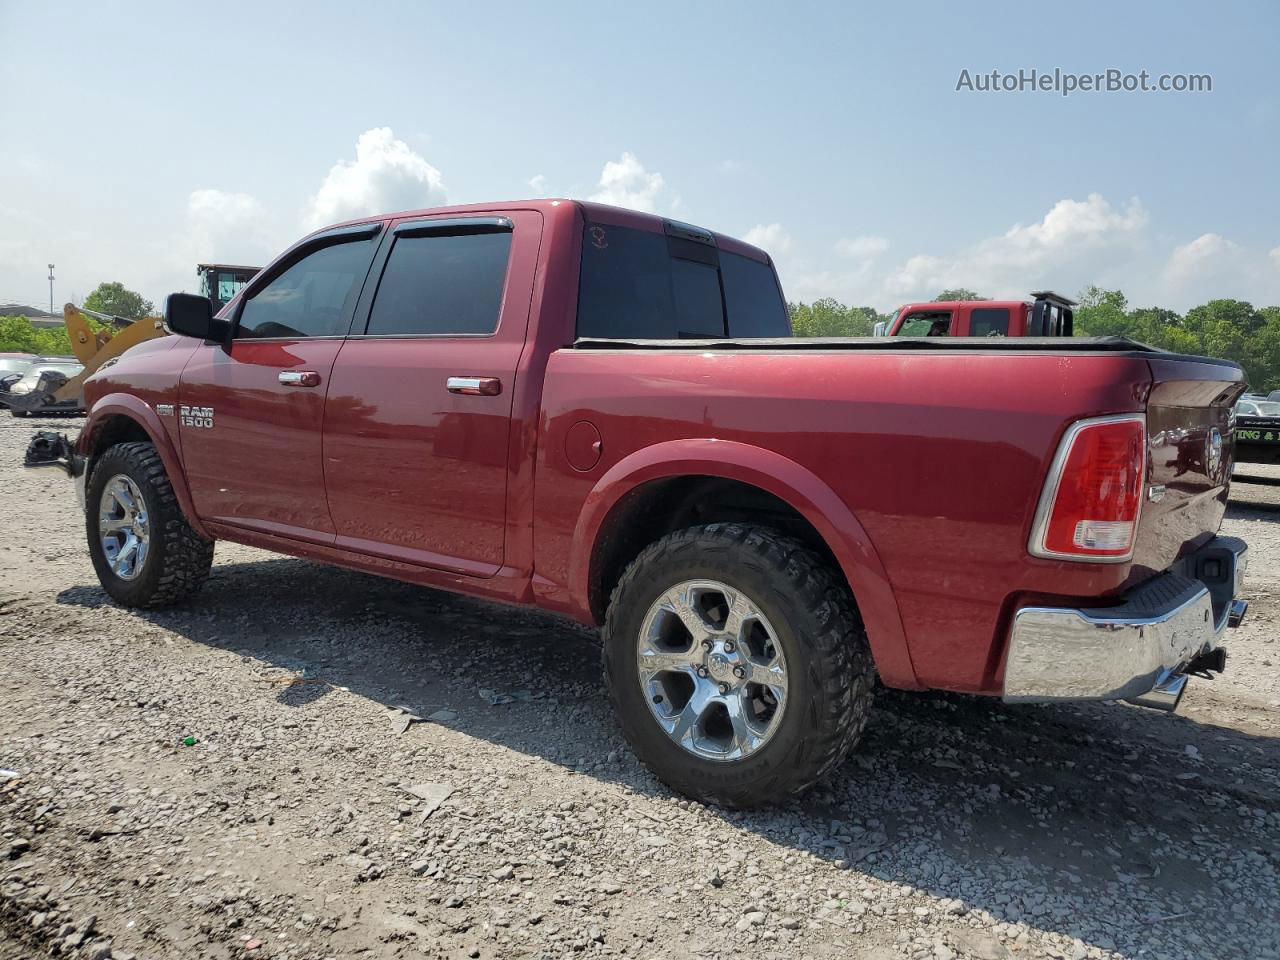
xmin=78 ymin=393 xmax=209 ymax=539
xmin=571 ymin=438 xmax=919 ymax=689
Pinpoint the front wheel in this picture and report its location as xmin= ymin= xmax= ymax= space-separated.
xmin=86 ymin=442 xmax=214 ymax=607
xmin=602 ymin=523 xmax=875 ymax=807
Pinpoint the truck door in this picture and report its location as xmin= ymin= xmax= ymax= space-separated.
xmin=177 ymin=224 xmax=382 ymax=543
xmin=321 ymin=211 xmax=541 ymax=576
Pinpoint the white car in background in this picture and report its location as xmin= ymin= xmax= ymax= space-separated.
xmin=1 ymin=355 xmax=85 ymax=417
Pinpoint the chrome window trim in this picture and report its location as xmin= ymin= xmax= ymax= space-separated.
xmin=1027 ymin=412 xmax=1147 ymax=564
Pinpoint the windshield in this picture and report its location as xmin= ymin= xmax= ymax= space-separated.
xmin=1238 ymin=399 xmax=1280 ymax=417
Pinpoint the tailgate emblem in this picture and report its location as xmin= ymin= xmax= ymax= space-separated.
xmin=1206 ymin=427 xmax=1224 ymax=481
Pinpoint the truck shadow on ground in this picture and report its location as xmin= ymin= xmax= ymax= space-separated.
xmin=57 ymin=558 xmax=1280 ymax=958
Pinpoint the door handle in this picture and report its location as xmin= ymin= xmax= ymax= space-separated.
xmin=279 ymin=370 xmax=321 ymax=387
xmin=447 ymin=376 xmax=502 ymax=396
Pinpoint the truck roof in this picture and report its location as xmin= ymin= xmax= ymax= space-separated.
xmin=311 ymin=199 xmax=774 ymax=265
xmin=898 ymin=299 xmax=1029 ymax=311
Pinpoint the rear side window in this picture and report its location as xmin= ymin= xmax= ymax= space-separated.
xmin=236 ymin=239 xmax=375 ymax=339
xmin=577 ymin=223 xmax=789 ymax=339
xmin=367 ymin=229 xmax=513 ymax=336
xmin=969 ymin=308 xmax=1009 ymax=337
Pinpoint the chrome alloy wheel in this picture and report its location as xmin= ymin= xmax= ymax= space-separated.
xmin=637 ymin=579 xmax=788 ymax=761
xmin=98 ymin=474 xmax=150 ymax=581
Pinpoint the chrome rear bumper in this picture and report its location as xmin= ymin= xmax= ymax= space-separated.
xmin=1003 ymin=536 xmax=1247 ymax=705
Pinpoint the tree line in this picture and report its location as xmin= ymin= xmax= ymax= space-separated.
xmin=787 ymin=287 xmax=1280 ymax=392
xmin=0 ymin=283 xmax=151 ymax=355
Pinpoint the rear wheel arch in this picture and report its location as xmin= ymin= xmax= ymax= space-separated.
xmin=574 ymin=440 xmax=919 ymax=690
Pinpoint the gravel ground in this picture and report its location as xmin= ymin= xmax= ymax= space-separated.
xmin=1 ymin=414 xmax=1278 ymax=960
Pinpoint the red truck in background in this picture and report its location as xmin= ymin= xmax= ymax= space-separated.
xmin=879 ymin=291 xmax=1077 ymax=338
xmin=27 ymin=199 xmax=1249 ymax=807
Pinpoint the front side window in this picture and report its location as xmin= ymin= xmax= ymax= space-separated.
xmin=366 ymin=230 xmax=513 ymax=336
xmin=576 ymin=222 xmax=788 ymax=339
xmin=896 ymin=311 xmax=952 ymax=336
xmin=969 ymin=307 xmax=1010 ymax=337
xmin=236 ymin=239 xmax=375 ymax=339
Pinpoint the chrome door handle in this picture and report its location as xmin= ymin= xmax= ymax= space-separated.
xmin=447 ymin=376 xmax=502 ymax=396
xmin=279 ymin=370 xmax=321 ymax=387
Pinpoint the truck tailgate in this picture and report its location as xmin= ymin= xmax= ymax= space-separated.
xmin=1133 ymin=356 xmax=1245 ymax=576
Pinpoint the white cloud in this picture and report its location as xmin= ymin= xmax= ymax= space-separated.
xmin=881 ymin=193 xmax=1148 ymax=300
xmin=527 ymin=174 xmax=549 ymax=196
xmin=743 ymin=223 xmax=791 ymax=256
xmin=836 ymin=235 xmax=889 ymax=259
xmin=185 ymin=189 xmax=271 ymax=261
xmin=303 ymin=127 xmax=446 ymax=231
xmin=1162 ymin=233 xmax=1239 ymax=287
xmin=1269 ymin=246 xmax=1280 ymax=269
xmin=156 ymin=188 xmax=282 ymax=298
xmin=588 ymin=152 xmax=674 ymax=213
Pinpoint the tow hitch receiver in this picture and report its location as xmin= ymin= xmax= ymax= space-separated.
xmin=1185 ymin=647 xmax=1228 ymax=679
xmin=23 ymin=431 xmax=82 ymax=478
xmin=1127 ymin=648 xmax=1228 ymax=712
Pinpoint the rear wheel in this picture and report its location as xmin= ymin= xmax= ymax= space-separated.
xmin=86 ymin=442 xmax=214 ymax=607
xmin=602 ymin=523 xmax=875 ymax=807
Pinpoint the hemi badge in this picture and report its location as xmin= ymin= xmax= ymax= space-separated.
xmin=156 ymin=403 xmax=175 ymax=417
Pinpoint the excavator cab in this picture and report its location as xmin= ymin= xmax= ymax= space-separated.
xmin=196 ymin=263 xmax=260 ymax=311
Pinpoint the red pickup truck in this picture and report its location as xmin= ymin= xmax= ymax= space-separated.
xmin=27 ymin=199 xmax=1250 ymax=807
xmin=880 ymin=291 xmax=1076 ymax=338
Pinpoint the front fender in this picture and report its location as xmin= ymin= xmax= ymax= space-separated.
xmin=569 ymin=438 xmax=919 ymax=690
xmin=78 ymin=393 xmax=209 ymax=540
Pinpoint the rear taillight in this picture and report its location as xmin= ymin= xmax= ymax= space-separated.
xmin=1029 ymin=414 xmax=1146 ymax=562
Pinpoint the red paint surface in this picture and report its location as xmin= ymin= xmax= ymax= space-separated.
xmin=78 ymin=199 xmax=1243 ymax=697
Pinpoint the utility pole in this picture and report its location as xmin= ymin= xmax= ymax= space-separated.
xmin=47 ymin=264 xmax=55 ymax=316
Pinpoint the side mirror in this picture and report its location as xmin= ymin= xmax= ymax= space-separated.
xmin=872 ymin=321 xmax=889 ymax=337
xmin=164 ymin=293 xmax=227 ymax=341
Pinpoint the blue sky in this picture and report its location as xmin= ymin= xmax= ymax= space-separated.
xmin=1 ymin=0 xmax=1277 ymax=314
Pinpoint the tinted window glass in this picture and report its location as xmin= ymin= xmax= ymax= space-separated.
xmin=721 ymin=252 xmax=789 ymax=337
xmin=670 ymin=258 xmax=725 ymax=338
xmin=578 ymin=223 xmax=789 ymax=339
xmin=969 ymin=308 xmax=1009 ymax=337
xmin=896 ymin=312 xmax=951 ymax=336
xmin=237 ymin=240 xmax=374 ymax=339
xmin=579 ymin=225 xmax=683 ymax=339
xmin=367 ymin=230 xmax=513 ymax=336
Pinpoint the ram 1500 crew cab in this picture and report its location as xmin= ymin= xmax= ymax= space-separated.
xmin=27 ymin=199 xmax=1249 ymax=806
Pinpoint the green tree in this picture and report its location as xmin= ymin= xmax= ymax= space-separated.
xmin=1075 ymin=287 xmax=1133 ymax=337
xmin=788 ymin=298 xmax=889 ymax=337
xmin=933 ymin=288 xmax=987 ymax=302
xmin=0 ymin=316 xmax=74 ymax=354
xmin=83 ymin=282 xmax=154 ymax=321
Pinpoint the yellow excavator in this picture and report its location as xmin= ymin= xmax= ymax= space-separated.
xmin=2 ymin=263 xmax=258 ymax=415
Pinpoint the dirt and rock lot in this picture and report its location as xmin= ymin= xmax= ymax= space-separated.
xmin=1 ymin=413 xmax=1278 ymax=960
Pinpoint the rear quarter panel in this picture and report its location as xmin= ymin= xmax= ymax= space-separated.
xmin=535 ymin=347 xmax=1152 ymax=694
